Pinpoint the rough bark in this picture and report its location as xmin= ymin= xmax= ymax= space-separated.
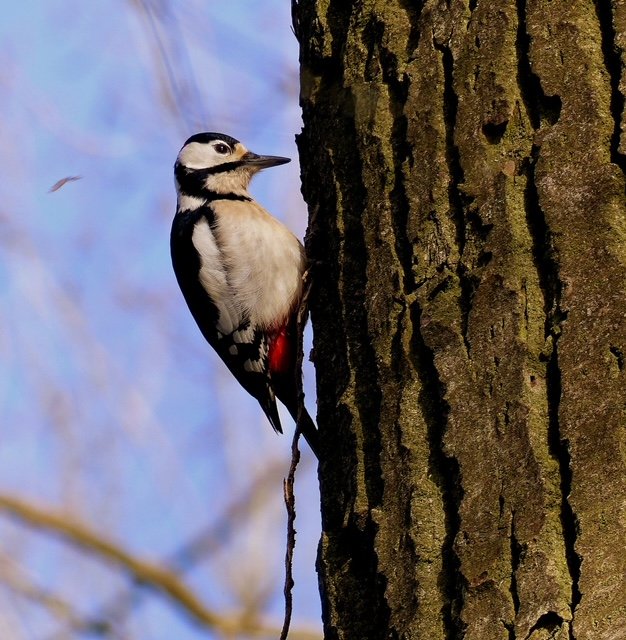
xmin=293 ymin=0 xmax=626 ymax=638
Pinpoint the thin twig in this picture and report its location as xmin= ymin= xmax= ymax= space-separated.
xmin=279 ymin=429 xmax=301 ymax=640
xmin=280 ymin=267 xmax=313 ymax=639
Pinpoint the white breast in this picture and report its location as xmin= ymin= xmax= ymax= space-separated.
xmin=191 ymin=200 xmax=305 ymax=333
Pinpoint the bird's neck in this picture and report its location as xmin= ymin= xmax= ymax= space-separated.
xmin=175 ymin=163 xmax=251 ymax=201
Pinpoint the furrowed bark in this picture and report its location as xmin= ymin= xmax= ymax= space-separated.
xmin=293 ymin=1 xmax=626 ymax=638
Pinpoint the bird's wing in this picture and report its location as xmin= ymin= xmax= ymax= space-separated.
xmin=171 ymin=209 xmax=283 ymax=432
xmin=214 ymin=320 xmax=283 ymax=434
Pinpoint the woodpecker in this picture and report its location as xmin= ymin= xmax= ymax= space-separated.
xmin=170 ymin=132 xmax=319 ymax=457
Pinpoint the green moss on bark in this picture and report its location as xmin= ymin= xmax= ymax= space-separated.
xmin=295 ymin=0 xmax=626 ymax=637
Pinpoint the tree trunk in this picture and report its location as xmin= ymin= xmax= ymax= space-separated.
xmin=293 ymin=1 xmax=626 ymax=638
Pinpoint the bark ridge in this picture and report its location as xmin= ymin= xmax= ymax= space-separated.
xmin=294 ymin=1 xmax=626 ymax=638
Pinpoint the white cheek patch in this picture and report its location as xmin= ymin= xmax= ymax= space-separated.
xmin=203 ymin=169 xmax=252 ymax=195
xmin=178 ymin=142 xmax=233 ymax=170
xmin=191 ymin=219 xmax=241 ymax=335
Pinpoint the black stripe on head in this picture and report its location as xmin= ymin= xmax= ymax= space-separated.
xmin=204 ymin=191 xmax=251 ymax=202
xmin=183 ymin=132 xmax=240 ymax=148
xmin=175 ymin=163 xmax=251 ymax=201
xmin=202 ymin=160 xmax=247 ymax=175
xmin=175 ymin=161 xmax=203 ymax=192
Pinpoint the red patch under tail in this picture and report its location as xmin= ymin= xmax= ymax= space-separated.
xmin=268 ymin=327 xmax=292 ymax=375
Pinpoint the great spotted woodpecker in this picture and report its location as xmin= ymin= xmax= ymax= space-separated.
xmin=170 ymin=132 xmax=319 ymax=457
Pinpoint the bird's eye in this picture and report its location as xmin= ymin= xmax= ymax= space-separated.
xmin=214 ymin=143 xmax=230 ymax=155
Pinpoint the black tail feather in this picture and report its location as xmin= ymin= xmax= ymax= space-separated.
xmin=261 ymin=397 xmax=319 ymax=457
xmin=261 ymin=395 xmax=283 ymax=434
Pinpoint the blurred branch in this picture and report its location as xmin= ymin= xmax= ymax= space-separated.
xmin=48 ymin=176 xmax=82 ymax=193
xmin=0 ymin=494 xmax=319 ymax=639
xmin=129 ymin=0 xmax=204 ymax=131
xmin=91 ymin=460 xmax=293 ymax=629
xmin=0 ymin=555 xmax=86 ymax=631
xmin=170 ymin=459 xmax=286 ymax=570
xmin=0 ymin=555 xmax=124 ymax=639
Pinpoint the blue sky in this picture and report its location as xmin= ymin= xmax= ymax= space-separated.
xmin=0 ymin=2 xmax=320 ymax=638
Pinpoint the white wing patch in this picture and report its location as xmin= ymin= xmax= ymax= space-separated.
xmin=232 ymin=325 xmax=254 ymax=344
xmin=191 ymin=218 xmax=241 ymax=335
xmin=178 ymin=194 xmax=205 ymax=212
xmin=244 ymin=359 xmax=265 ymax=372
xmin=243 ymin=340 xmax=268 ymax=373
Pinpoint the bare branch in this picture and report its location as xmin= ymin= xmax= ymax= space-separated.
xmin=0 ymin=555 xmax=85 ymax=630
xmin=0 ymin=494 xmax=319 ymax=639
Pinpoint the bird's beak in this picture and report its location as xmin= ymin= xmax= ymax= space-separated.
xmin=241 ymin=151 xmax=291 ymax=169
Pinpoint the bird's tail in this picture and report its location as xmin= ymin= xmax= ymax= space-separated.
xmin=262 ymin=394 xmax=283 ymax=434
xmin=259 ymin=388 xmax=319 ymax=457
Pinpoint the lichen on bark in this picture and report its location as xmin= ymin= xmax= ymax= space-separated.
xmin=294 ymin=0 xmax=626 ymax=638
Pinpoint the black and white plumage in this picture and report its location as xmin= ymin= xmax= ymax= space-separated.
xmin=170 ymin=132 xmax=319 ymax=457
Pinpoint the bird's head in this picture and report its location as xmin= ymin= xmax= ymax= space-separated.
xmin=175 ymin=132 xmax=290 ymax=196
